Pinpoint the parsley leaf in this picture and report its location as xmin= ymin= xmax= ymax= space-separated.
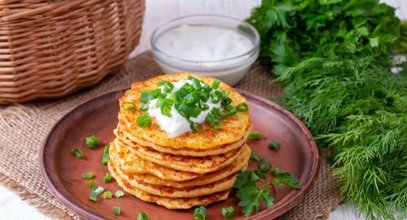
xmin=236 ymin=184 xmax=273 ymax=217
xmin=271 ymin=168 xmax=300 ymax=190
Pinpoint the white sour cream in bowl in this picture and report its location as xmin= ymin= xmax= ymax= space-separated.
xmin=150 ymin=15 xmax=260 ymax=85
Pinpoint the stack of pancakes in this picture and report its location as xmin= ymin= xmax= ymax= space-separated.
xmin=108 ymin=73 xmax=252 ymax=209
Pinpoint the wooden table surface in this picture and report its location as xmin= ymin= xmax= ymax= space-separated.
xmin=0 ymin=0 xmax=406 ymax=219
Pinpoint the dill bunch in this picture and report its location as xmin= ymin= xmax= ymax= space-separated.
xmin=277 ymin=56 xmax=407 ymax=219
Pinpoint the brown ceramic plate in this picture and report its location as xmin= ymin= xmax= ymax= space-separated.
xmin=40 ymin=89 xmax=319 ymax=220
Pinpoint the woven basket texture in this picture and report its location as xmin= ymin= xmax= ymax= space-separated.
xmin=0 ymin=0 xmax=145 ymax=104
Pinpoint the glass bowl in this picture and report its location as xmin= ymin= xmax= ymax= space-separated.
xmin=150 ymin=15 xmax=260 ymax=85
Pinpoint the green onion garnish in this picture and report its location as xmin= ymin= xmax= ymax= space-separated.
xmin=236 ymin=103 xmax=249 ymax=112
xmin=85 ymin=135 xmax=101 ymax=148
xmin=102 ymin=191 xmax=112 ymax=199
xmin=250 ymin=152 xmax=261 ymax=162
xmin=212 ymin=80 xmax=220 ymax=89
xmin=211 ymin=90 xmax=222 ymax=104
xmin=114 ymin=190 xmax=124 ymax=198
xmin=193 ymin=206 xmax=207 ymax=220
xmin=137 ymin=212 xmax=150 ymax=220
xmin=136 ymin=113 xmax=152 ymax=128
xmin=122 ymin=102 xmax=137 ymax=112
xmin=71 ymin=148 xmax=83 ymax=158
xmin=268 ymin=140 xmax=280 ymax=151
xmin=113 ymin=206 xmax=121 ymax=216
xmin=158 ymin=80 xmax=174 ymax=93
xmin=82 ymin=172 xmax=95 ymax=180
xmin=139 ymin=104 xmax=149 ymax=111
xmin=89 ymin=186 xmax=104 ymax=202
xmin=221 ymin=206 xmax=236 ymax=220
xmin=248 ymin=131 xmax=262 ymax=141
xmin=103 ymin=172 xmax=112 ymax=183
xmin=87 ymin=181 xmax=97 ymax=190
xmin=190 ymin=122 xmax=199 ymax=132
xmin=102 ymin=145 xmax=110 ymax=165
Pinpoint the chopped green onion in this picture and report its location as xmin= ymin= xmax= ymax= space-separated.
xmin=82 ymin=172 xmax=95 ymax=179
xmin=89 ymin=186 xmax=104 ymax=202
xmin=137 ymin=212 xmax=150 ymax=220
xmin=85 ymin=135 xmax=101 ymax=148
xmin=190 ymin=122 xmax=199 ymax=132
xmin=189 ymin=76 xmax=202 ymax=89
xmin=248 ymin=131 xmax=262 ymax=141
xmin=71 ymin=148 xmax=83 ymax=158
xmin=102 ymin=191 xmax=112 ymax=199
xmin=221 ymin=97 xmax=232 ymax=106
xmin=87 ymin=181 xmax=97 ymax=190
xmin=140 ymin=91 xmax=154 ymax=103
xmin=193 ymin=206 xmax=207 ymax=220
xmin=268 ymin=140 xmax=280 ymax=151
xmin=103 ymin=172 xmax=112 ymax=183
xmin=102 ymin=145 xmax=110 ymax=165
xmin=205 ymin=108 xmax=221 ymax=129
xmin=139 ymin=104 xmax=149 ymax=111
xmin=221 ymin=206 xmax=236 ymax=220
xmin=211 ymin=90 xmax=222 ymax=104
xmin=122 ymin=102 xmax=137 ymax=112
xmin=250 ymin=152 xmax=261 ymax=162
xmin=136 ymin=113 xmax=152 ymax=128
xmin=236 ymin=103 xmax=249 ymax=112
xmin=114 ymin=190 xmax=124 ymax=198
xmin=225 ymin=105 xmax=237 ymax=116
xmin=212 ymin=80 xmax=220 ymax=89
xmin=158 ymin=80 xmax=174 ymax=93
xmin=113 ymin=206 xmax=121 ymax=216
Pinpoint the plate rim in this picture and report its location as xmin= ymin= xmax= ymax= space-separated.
xmin=39 ymin=89 xmax=320 ymax=220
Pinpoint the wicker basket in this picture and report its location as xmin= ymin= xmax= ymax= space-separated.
xmin=0 ymin=0 xmax=144 ymax=104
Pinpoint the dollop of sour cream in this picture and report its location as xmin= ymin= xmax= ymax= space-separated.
xmin=155 ymin=25 xmax=253 ymax=62
xmin=147 ymin=80 xmax=221 ymax=137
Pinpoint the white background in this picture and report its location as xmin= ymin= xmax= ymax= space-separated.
xmin=0 ymin=0 xmax=406 ymax=219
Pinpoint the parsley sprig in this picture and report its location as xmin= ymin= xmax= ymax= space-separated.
xmin=234 ymin=156 xmax=300 ymax=216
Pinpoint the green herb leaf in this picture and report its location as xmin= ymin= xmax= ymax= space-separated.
xmin=271 ymin=168 xmax=300 ymax=190
xmin=268 ymin=140 xmax=280 ymax=151
xmin=113 ymin=206 xmax=120 ymax=216
xmin=236 ymin=185 xmax=273 ymax=216
xmin=136 ymin=113 xmax=152 ymax=128
xmin=89 ymin=186 xmax=104 ymax=202
xmin=248 ymin=132 xmax=262 ymax=141
xmin=137 ymin=212 xmax=150 ymax=220
xmin=158 ymin=80 xmax=174 ymax=93
xmin=102 ymin=191 xmax=112 ymax=199
xmin=71 ymin=148 xmax=83 ymax=158
xmin=103 ymin=172 xmax=112 ymax=183
xmin=102 ymin=145 xmax=110 ymax=165
xmin=82 ymin=172 xmax=95 ymax=180
xmin=221 ymin=206 xmax=236 ymax=220
xmin=85 ymin=135 xmax=101 ymax=148
xmin=212 ymin=80 xmax=220 ymax=89
xmin=193 ymin=206 xmax=206 ymax=220
xmin=114 ymin=190 xmax=124 ymax=198
xmin=87 ymin=181 xmax=97 ymax=190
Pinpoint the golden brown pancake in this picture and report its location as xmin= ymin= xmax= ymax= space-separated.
xmin=115 ymin=135 xmax=242 ymax=174
xmin=128 ymin=145 xmax=251 ymax=188
xmin=110 ymin=141 xmax=200 ymax=181
xmin=111 ymin=159 xmax=237 ymax=198
xmin=109 ymin=160 xmax=230 ymax=209
xmin=115 ymin=122 xmax=252 ymax=157
xmin=119 ymin=72 xmax=250 ymax=150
